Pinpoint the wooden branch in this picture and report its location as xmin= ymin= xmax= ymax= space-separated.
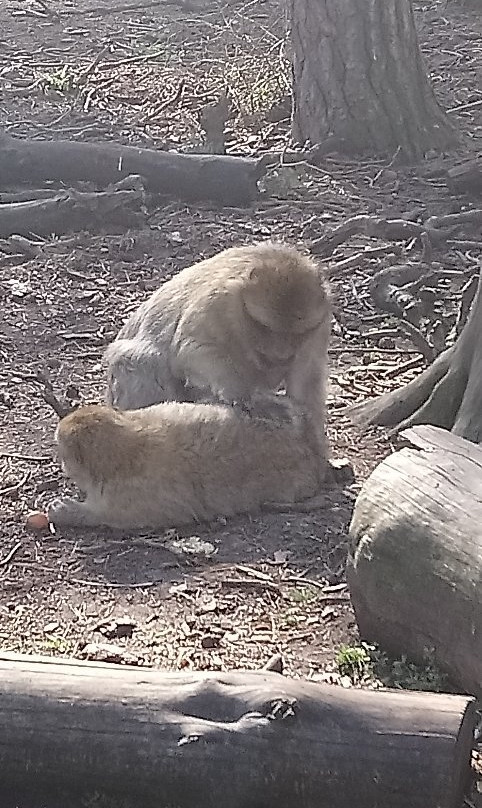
xmin=0 ymin=184 xmax=144 ymax=238
xmin=347 ymin=424 xmax=482 ymax=698
xmin=0 ymin=652 xmax=476 ymax=808
xmin=0 ymin=133 xmax=262 ymax=207
xmin=309 ymin=212 xmax=464 ymax=259
xmin=310 ymin=215 xmax=426 ymax=257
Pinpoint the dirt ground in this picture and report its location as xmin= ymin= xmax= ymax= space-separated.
xmin=0 ymin=0 xmax=481 ymax=713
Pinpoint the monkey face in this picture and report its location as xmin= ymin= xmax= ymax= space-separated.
xmin=242 ymin=270 xmax=327 ymax=368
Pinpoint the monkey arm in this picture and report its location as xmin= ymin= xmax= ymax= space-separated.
xmin=285 ymin=323 xmax=331 ymax=476
xmin=286 ymin=325 xmax=329 ymax=423
xmin=105 ymin=337 xmax=186 ymax=410
xmin=173 ymin=340 xmax=257 ymax=404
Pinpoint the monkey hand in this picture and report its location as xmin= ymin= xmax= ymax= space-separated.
xmin=47 ymin=497 xmax=97 ymax=528
xmin=231 ymin=393 xmax=295 ymax=424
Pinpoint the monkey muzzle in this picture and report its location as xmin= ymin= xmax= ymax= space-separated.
xmin=254 ymin=348 xmax=296 ymax=370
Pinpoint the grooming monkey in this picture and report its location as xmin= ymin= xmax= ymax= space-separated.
xmin=47 ymin=396 xmax=322 ymax=530
xmin=104 ymin=241 xmax=332 ymax=479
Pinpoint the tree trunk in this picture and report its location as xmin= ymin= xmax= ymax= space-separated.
xmin=289 ymin=0 xmax=456 ymax=160
xmin=347 ymin=424 xmax=482 ymax=698
xmin=347 ymin=269 xmax=482 ymax=440
xmin=0 ymin=652 xmax=476 ymax=808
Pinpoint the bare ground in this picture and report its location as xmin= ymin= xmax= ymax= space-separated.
xmin=0 ymin=0 xmax=481 ymax=717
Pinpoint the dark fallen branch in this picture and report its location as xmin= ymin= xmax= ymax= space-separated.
xmin=199 ymin=90 xmax=230 ymax=155
xmin=0 ymin=652 xmax=476 ymax=808
xmin=369 ymin=261 xmax=427 ymax=315
xmin=310 ymin=215 xmax=426 ymax=257
xmin=258 ymin=138 xmax=348 ymax=169
xmin=30 ymin=372 xmax=80 ymax=419
xmin=310 ymin=211 xmax=478 ymax=258
xmin=397 ymin=320 xmax=435 ymax=362
xmin=0 ymin=133 xmax=262 ymax=207
xmin=424 ymin=209 xmax=482 ymax=230
xmin=0 ymin=183 xmax=144 ymax=238
xmin=368 ymin=262 xmax=435 ymax=359
xmin=0 ymin=235 xmax=41 ymax=257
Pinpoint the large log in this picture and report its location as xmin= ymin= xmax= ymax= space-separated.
xmin=347 ymin=424 xmax=482 ymax=698
xmin=0 ymin=652 xmax=476 ymax=808
xmin=0 ymin=133 xmax=262 ymax=207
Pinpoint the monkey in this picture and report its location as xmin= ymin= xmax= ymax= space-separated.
xmin=103 ymin=241 xmax=332 ymax=481
xmin=47 ymin=395 xmax=323 ymax=531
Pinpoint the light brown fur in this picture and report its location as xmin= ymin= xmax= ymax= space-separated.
xmin=48 ymin=397 xmax=320 ymax=530
xmin=104 ymin=241 xmax=331 ymax=478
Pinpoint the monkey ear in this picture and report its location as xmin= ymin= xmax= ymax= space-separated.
xmin=248 ymin=265 xmax=262 ymax=282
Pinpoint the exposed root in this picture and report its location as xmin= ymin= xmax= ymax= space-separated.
xmin=347 ymin=268 xmax=482 ymax=443
xmin=346 ymin=347 xmax=453 ymax=428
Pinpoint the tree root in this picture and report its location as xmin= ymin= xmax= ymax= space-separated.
xmin=347 ymin=346 xmax=453 ymax=428
xmin=347 ymin=268 xmax=482 ymax=442
xmin=311 ymin=210 xmax=482 ymax=259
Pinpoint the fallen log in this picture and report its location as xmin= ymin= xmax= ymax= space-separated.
xmin=0 ymin=185 xmax=144 ymax=238
xmin=446 ymin=158 xmax=482 ymax=195
xmin=347 ymin=424 xmax=482 ymax=698
xmin=0 ymin=651 xmax=476 ymax=808
xmin=0 ymin=133 xmax=262 ymax=206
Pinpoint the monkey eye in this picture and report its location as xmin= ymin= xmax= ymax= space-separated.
xmin=251 ymin=318 xmax=270 ymax=334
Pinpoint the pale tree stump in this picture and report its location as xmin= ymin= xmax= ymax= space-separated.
xmin=347 ymin=424 xmax=482 ymax=698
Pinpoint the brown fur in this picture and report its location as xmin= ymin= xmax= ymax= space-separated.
xmin=48 ymin=396 xmax=320 ymax=530
xmin=104 ymin=241 xmax=331 ymax=478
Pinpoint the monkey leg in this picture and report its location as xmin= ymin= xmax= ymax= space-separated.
xmin=264 ymin=460 xmax=354 ymax=512
xmin=175 ymin=343 xmax=259 ymax=406
xmin=47 ymin=497 xmax=101 ymax=528
xmin=105 ymin=338 xmax=184 ymax=410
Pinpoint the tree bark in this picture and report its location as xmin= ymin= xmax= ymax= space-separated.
xmin=0 ymin=652 xmax=476 ymax=808
xmin=289 ymin=0 xmax=456 ymax=160
xmin=347 ymin=268 xmax=482 ymax=440
xmin=0 ymin=133 xmax=262 ymax=207
xmin=347 ymin=424 xmax=482 ymax=698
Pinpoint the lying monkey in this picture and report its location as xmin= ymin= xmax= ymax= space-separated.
xmin=104 ymin=241 xmax=332 ymax=480
xmin=47 ymin=395 xmax=322 ymax=531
